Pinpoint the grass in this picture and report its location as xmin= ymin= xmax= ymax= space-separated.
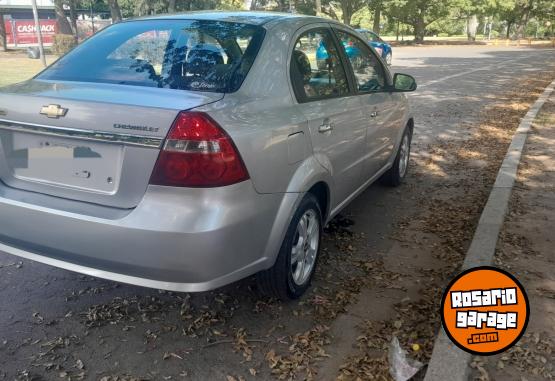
xmin=0 ymin=50 xmax=57 ymax=87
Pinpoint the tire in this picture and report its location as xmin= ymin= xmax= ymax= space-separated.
xmin=257 ymin=193 xmax=323 ymax=300
xmin=385 ymin=52 xmax=392 ymax=66
xmin=382 ymin=125 xmax=412 ymax=187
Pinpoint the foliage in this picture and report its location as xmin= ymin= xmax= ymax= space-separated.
xmin=52 ymin=34 xmax=77 ymax=55
xmin=428 ymin=17 xmax=467 ymax=36
xmin=73 ymin=0 xmax=555 ymax=43
xmin=385 ymin=0 xmax=460 ymax=41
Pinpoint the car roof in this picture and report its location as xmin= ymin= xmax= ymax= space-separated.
xmin=135 ymin=10 xmax=313 ymax=26
xmin=356 ymin=28 xmax=378 ymax=35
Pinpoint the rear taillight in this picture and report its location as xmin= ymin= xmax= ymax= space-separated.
xmin=149 ymin=112 xmax=249 ymax=187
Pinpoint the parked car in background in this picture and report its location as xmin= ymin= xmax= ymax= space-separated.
xmin=356 ymin=29 xmax=392 ymax=65
xmin=316 ymin=38 xmax=363 ymax=70
xmin=0 ymin=12 xmax=416 ymax=300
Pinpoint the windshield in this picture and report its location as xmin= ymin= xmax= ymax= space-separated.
xmin=38 ymin=19 xmax=265 ymax=93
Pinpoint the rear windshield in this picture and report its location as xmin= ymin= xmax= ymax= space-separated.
xmin=38 ymin=19 xmax=265 ymax=93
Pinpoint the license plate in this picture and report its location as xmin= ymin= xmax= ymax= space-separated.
xmin=9 ymin=132 xmax=123 ymax=193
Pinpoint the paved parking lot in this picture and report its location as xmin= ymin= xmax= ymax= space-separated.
xmin=0 ymin=45 xmax=554 ymax=380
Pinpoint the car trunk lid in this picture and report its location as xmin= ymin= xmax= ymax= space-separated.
xmin=0 ymin=80 xmax=223 ymax=208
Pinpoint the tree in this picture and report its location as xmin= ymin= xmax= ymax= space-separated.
xmin=328 ymin=0 xmax=367 ymax=25
xmin=54 ymin=0 xmax=73 ymax=35
xmin=168 ymin=0 xmax=177 ymax=12
xmin=514 ymin=0 xmax=533 ymax=38
xmin=466 ymin=14 xmax=478 ymax=40
xmin=369 ymin=0 xmax=384 ymax=33
xmin=488 ymin=0 xmax=538 ymax=39
xmin=315 ymin=0 xmax=322 ymax=14
xmin=0 ymin=11 xmax=7 ymax=52
xmin=387 ymin=0 xmax=456 ymax=42
xmin=455 ymin=0 xmax=496 ymax=41
xmin=68 ymin=0 xmax=78 ymax=38
xmin=107 ymin=0 xmax=123 ymax=21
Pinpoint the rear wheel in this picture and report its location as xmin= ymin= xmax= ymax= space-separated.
xmin=382 ymin=126 xmax=412 ymax=186
xmin=257 ymin=193 xmax=322 ymax=300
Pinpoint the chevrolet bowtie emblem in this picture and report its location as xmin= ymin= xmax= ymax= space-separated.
xmin=40 ymin=104 xmax=68 ymax=118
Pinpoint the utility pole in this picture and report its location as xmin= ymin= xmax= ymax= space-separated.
xmin=31 ymin=0 xmax=46 ymax=67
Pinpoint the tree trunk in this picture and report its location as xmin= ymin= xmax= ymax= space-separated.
xmin=315 ymin=0 xmax=321 ymax=15
xmin=54 ymin=0 xmax=73 ymax=35
xmin=168 ymin=0 xmax=176 ymax=12
xmin=341 ymin=2 xmax=353 ymax=25
xmin=506 ymin=21 xmax=512 ymax=39
xmin=68 ymin=0 xmax=78 ymax=39
xmin=515 ymin=1 xmax=532 ymax=39
xmin=414 ymin=18 xmax=425 ymax=42
xmin=108 ymin=0 xmax=122 ymax=22
xmin=466 ymin=14 xmax=478 ymax=41
xmin=276 ymin=0 xmax=287 ymax=12
xmin=372 ymin=6 xmax=381 ymax=34
xmin=0 ymin=12 xmax=7 ymax=52
xmin=322 ymin=5 xmax=340 ymax=21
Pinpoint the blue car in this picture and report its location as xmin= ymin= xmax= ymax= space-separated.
xmin=315 ymin=29 xmax=392 ymax=69
xmin=316 ymin=40 xmax=363 ymax=70
xmin=356 ymin=29 xmax=392 ymax=65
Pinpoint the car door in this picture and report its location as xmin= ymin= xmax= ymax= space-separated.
xmin=290 ymin=24 xmax=367 ymax=209
xmin=333 ymin=27 xmax=402 ymax=177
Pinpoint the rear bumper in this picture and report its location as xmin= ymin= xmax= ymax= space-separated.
xmin=0 ymin=181 xmax=290 ymax=292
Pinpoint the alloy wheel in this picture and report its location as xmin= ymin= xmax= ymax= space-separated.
xmin=398 ymin=133 xmax=410 ymax=178
xmin=290 ymin=209 xmax=320 ymax=286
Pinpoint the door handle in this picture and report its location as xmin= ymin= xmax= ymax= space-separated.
xmin=370 ymin=111 xmax=379 ymax=118
xmin=318 ymin=122 xmax=334 ymax=133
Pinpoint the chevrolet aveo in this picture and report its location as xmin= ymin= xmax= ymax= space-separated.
xmin=0 ymin=12 xmax=416 ymax=299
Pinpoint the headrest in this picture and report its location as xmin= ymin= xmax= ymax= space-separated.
xmin=293 ymin=50 xmax=312 ymax=85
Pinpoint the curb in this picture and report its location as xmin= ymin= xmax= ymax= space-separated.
xmin=423 ymin=78 xmax=555 ymax=381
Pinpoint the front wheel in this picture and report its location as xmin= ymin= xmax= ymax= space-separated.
xmin=382 ymin=126 xmax=412 ymax=186
xmin=385 ymin=52 xmax=392 ymax=65
xmin=257 ymin=193 xmax=322 ymax=300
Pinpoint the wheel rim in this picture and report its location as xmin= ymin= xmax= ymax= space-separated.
xmin=290 ymin=209 xmax=320 ymax=286
xmin=398 ymin=133 xmax=410 ymax=178
xmin=386 ymin=53 xmax=392 ymax=65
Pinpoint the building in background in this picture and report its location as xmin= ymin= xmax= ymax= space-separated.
xmin=0 ymin=0 xmax=110 ymax=47
xmin=1 ymin=0 xmax=56 ymax=46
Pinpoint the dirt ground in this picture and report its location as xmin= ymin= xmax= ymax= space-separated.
xmin=323 ymin=71 xmax=555 ymax=381
xmin=469 ymin=95 xmax=555 ymax=381
xmin=0 ymin=46 xmax=554 ymax=381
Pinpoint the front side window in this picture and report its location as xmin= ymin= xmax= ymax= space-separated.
xmin=334 ymin=30 xmax=387 ymax=93
xmin=38 ymin=20 xmax=264 ymax=93
xmin=290 ymin=28 xmax=349 ymax=102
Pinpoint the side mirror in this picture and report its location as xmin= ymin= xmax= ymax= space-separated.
xmin=392 ymin=73 xmax=417 ymax=92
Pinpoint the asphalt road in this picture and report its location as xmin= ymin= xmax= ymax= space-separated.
xmin=0 ymin=45 xmax=554 ymax=381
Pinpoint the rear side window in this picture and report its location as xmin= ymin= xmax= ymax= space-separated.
xmin=290 ymin=28 xmax=349 ymax=102
xmin=38 ymin=20 xmax=265 ymax=93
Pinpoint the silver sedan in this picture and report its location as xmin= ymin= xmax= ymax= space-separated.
xmin=0 ymin=11 xmax=416 ymax=299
